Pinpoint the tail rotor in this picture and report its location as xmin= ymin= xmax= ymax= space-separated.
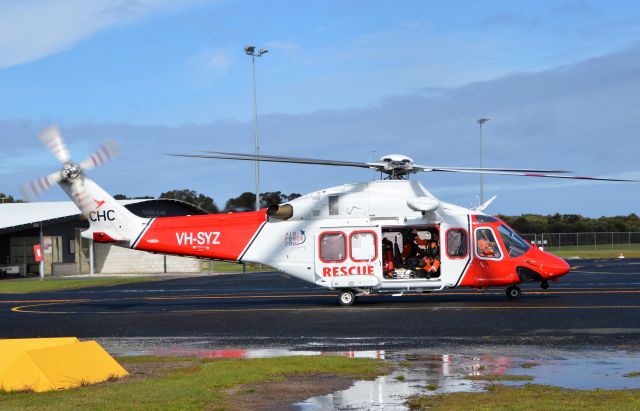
xmin=21 ymin=126 xmax=120 ymax=207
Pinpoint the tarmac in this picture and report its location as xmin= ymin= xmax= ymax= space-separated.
xmin=1 ymin=258 xmax=640 ymax=350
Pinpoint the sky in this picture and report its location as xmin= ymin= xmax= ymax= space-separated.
xmin=1 ymin=0 xmax=640 ymax=216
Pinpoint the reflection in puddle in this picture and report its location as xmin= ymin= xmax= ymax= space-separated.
xmin=125 ymin=347 xmax=385 ymax=360
xmin=295 ymin=350 xmax=640 ymax=411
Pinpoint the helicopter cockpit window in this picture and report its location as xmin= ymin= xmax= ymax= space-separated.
xmin=320 ymin=232 xmax=346 ymax=262
xmin=476 ymin=215 xmax=499 ymax=223
xmin=328 ymin=195 xmax=339 ymax=215
xmin=350 ymin=231 xmax=377 ymax=262
xmin=476 ymin=228 xmax=501 ymax=259
xmin=447 ymin=229 xmax=467 ymax=258
xmin=497 ymin=224 xmax=530 ymax=258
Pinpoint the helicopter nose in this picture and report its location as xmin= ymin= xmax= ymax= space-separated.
xmin=541 ymin=253 xmax=570 ymax=278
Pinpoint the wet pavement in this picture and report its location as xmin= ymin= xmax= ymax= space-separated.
xmin=3 ymin=260 xmax=640 ymax=409
xmin=1 ymin=258 xmax=640 ymax=348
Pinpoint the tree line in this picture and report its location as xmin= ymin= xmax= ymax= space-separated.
xmin=498 ymin=213 xmax=640 ymax=234
xmin=3 ymin=190 xmax=639 ymax=232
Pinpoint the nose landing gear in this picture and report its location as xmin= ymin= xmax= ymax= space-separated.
xmin=541 ymin=280 xmax=549 ymax=290
xmin=506 ymin=285 xmax=521 ymax=300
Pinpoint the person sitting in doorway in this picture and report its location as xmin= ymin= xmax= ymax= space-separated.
xmin=425 ymin=229 xmax=440 ymax=259
xmin=418 ymin=255 xmax=440 ymax=278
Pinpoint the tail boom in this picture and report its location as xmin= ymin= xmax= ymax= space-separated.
xmin=132 ymin=210 xmax=268 ymax=261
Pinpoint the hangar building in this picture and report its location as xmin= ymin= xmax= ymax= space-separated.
xmin=0 ymin=199 xmax=207 ymax=276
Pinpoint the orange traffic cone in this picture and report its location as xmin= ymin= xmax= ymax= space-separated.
xmin=618 ymin=252 xmax=625 ymax=259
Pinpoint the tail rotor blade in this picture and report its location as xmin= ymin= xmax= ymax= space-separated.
xmin=67 ymin=179 xmax=94 ymax=215
xmin=79 ymin=139 xmax=120 ymax=171
xmin=38 ymin=126 xmax=70 ymax=163
xmin=20 ymin=171 xmax=61 ymax=201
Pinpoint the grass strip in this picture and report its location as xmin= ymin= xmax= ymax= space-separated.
xmin=0 ymin=277 xmax=160 ymax=294
xmin=464 ymin=374 xmax=533 ymax=382
xmin=406 ymin=383 xmax=640 ymax=410
xmin=0 ymin=355 xmax=390 ymax=410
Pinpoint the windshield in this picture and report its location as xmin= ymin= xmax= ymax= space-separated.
xmin=497 ymin=224 xmax=531 ymax=258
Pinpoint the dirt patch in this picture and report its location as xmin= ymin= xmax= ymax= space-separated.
xmin=113 ymin=360 xmax=200 ymax=384
xmin=222 ymin=373 xmax=356 ymax=411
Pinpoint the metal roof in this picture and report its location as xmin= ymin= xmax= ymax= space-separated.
xmin=0 ymin=199 xmax=207 ymax=232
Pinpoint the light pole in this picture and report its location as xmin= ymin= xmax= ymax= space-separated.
xmin=476 ymin=118 xmax=489 ymax=205
xmin=244 ymin=45 xmax=268 ymax=211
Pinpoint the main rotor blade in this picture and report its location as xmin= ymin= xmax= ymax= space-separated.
xmin=415 ymin=165 xmax=572 ymax=174
xmin=38 ymin=126 xmax=70 ymax=163
xmin=201 ymin=151 xmax=381 ymax=167
xmin=79 ymin=139 xmax=120 ymax=171
xmin=424 ymin=168 xmax=640 ymax=182
xmin=20 ymin=171 xmax=61 ymax=201
xmin=171 ymin=152 xmax=379 ymax=169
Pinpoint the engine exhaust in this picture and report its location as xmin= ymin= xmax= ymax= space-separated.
xmin=267 ymin=204 xmax=294 ymax=220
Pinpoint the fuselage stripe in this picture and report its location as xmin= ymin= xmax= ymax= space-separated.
xmin=238 ymin=221 xmax=267 ymax=262
xmin=131 ymin=218 xmax=155 ymax=249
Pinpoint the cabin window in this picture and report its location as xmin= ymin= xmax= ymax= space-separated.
xmin=320 ymin=232 xmax=346 ymax=262
xmin=497 ymin=225 xmax=530 ymax=258
xmin=328 ymin=195 xmax=339 ymax=215
xmin=476 ymin=228 xmax=502 ymax=259
xmin=446 ymin=229 xmax=467 ymax=258
xmin=350 ymin=231 xmax=377 ymax=262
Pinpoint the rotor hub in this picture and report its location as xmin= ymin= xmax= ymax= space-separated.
xmin=60 ymin=162 xmax=82 ymax=182
xmin=379 ymin=154 xmax=416 ymax=179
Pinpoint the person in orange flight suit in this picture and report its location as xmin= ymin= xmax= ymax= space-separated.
xmin=418 ymin=255 xmax=440 ymax=278
xmin=477 ymin=231 xmax=496 ymax=257
xmin=424 ymin=230 xmax=439 ymax=259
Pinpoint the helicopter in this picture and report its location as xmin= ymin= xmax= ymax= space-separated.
xmin=22 ymin=126 xmax=639 ymax=305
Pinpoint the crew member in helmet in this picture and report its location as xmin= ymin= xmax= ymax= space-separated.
xmin=477 ymin=231 xmax=496 ymax=257
xmin=425 ymin=229 xmax=440 ymax=259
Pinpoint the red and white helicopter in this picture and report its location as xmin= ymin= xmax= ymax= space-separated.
xmin=23 ymin=126 xmax=639 ymax=305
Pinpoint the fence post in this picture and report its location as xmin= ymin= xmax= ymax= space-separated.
xmin=558 ymin=233 xmax=561 ymax=249
xmin=594 ymin=232 xmax=597 ymax=250
xmin=576 ymin=232 xmax=579 ymax=252
xmin=611 ymin=232 xmax=614 ymax=250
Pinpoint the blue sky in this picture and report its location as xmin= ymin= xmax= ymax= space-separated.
xmin=2 ymin=0 xmax=640 ymax=216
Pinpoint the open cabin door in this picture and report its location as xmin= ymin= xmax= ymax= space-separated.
xmin=314 ymin=227 xmax=382 ymax=289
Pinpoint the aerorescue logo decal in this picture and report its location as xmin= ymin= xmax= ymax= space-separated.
xmin=322 ymin=265 xmax=374 ymax=277
xmin=284 ymin=230 xmax=306 ymax=246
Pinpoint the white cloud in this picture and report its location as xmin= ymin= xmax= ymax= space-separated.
xmin=195 ymin=48 xmax=233 ymax=74
xmin=265 ymin=40 xmax=299 ymax=51
xmin=0 ymin=0 xmax=207 ymax=68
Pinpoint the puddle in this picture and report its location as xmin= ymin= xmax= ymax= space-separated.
xmin=114 ymin=341 xmax=640 ymax=411
xmin=295 ymin=350 xmax=640 ymax=411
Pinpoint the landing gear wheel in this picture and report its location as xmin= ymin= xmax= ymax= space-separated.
xmin=338 ymin=290 xmax=356 ymax=306
xmin=506 ymin=285 xmax=521 ymax=300
xmin=541 ymin=280 xmax=549 ymax=290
